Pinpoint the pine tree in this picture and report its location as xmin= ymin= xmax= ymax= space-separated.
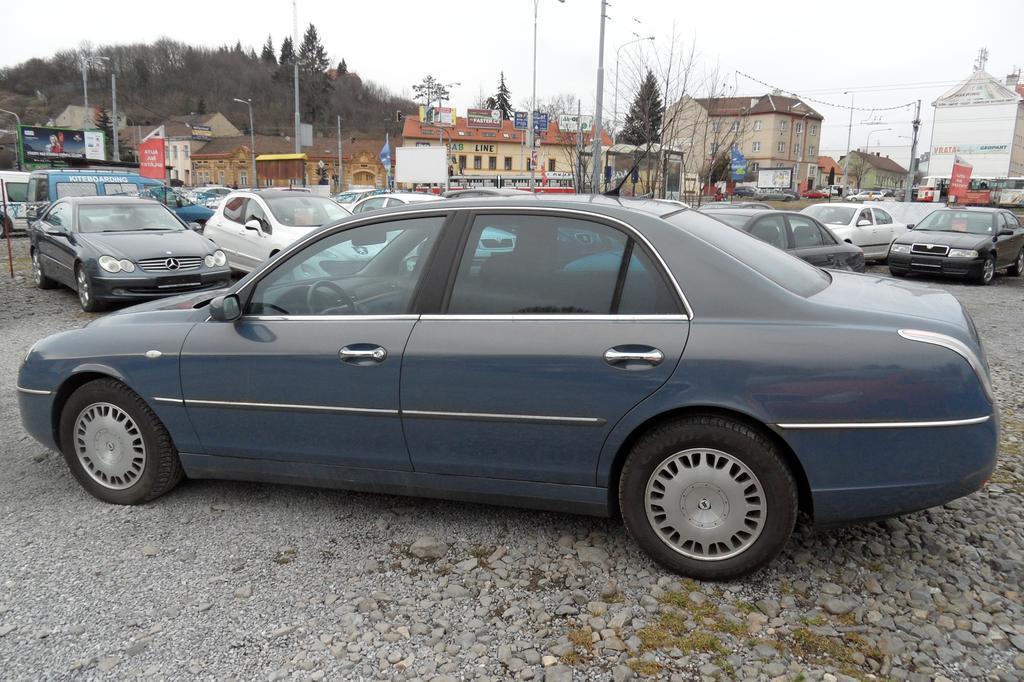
xmin=196 ymin=96 xmax=207 ymax=115
xmin=275 ymin=37 xmax=295 ymax=82
xmin=261 ymin=36 xmax=277 ymax=64
xmin=93 ymin=108 xmax=124 ymax=160
xmin=493 ymin=72 xmax=513 ymax=120
xmin=338 ymin=59 xmax=348 ymax=75
xmin=298 ymin=23 xmax=332 ymax=124
xmin=620 ymin=69 xmax=664 ymax=146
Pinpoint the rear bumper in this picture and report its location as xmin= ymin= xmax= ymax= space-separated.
xmin=778 ymin=413 xmax=999 ymax=525
xmin=888 ymin=253 xmax=984 ymax=278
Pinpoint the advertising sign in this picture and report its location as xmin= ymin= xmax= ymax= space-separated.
xmin=138 ymin=138 xmax=167 ymax=180
xmin=191 ymin=125 xmax=213 ymax=141
xmin=557 ymin=115 xmax=594 ymax=133
xmin=948 ymin=158 xmax=973 ymax=202
xmin=931 ymin=143 xmax=1009 ymax=156
xmin=514 ymin=111 xmax=529 ymax=130
xmin=395 ymin=146 xmax=447 ymax=184
xmin=466 ymin=108 xmax=501 ymax=129
xmin=419 ymin=106 xmax=456 ymax=127
xmin=20 ymin=125 xmax=106 ymax=162
xmin=757 ymin=168 xmax=792 ymax=189
xmin=729 ymin=145 xmax=748 ymax=182
xmin=533 ymin=112 xmax=549 ymax=132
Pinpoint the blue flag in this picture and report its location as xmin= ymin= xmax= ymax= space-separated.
xmin=730 ymin=145 xmax=747 ymax=182
xmin=379 ymin=133 xmax=391 ymax=174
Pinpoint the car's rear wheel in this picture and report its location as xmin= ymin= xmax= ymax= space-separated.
xmin=59 ymin=378 xmax=184 ymax=505
xmin=976 ymin=255 xmax=996 ymax=285
xmin=1009 ymin=248 xmax=1024 ymax=277
xmin=75 ymin=264 xmax=103 ymax=312
xmin=31 ymin=249 xmax=57 ymax=289
xmin=619 ymin=416 xmax=797 ymax=580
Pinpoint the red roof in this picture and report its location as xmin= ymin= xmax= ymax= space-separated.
xmin=817 ymin=155 xmax=844 ymax=176
xmin=402 ymin=116 xmax=611 ymax=146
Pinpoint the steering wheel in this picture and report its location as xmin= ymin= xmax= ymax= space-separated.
xmin=306 ymin=279 xmax=358 ymax=315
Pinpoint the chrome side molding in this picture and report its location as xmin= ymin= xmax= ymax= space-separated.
xmin=776 ymin=415 xmax=991 ymax=430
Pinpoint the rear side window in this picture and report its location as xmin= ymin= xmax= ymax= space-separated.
xmin=5 ymin=182 xmax=27 ymax=202
xmin=788 ymin=215 xmax=824 ymax=247
xmin=56 ymin=182 xmax=98 ymax=198
xmin=103 ymin=182 xmax=139 ymax=196
xmin=872 ymin=209 xmax=893 ymax=225
xmin=223 ymin=196 xmax=247 ymax=224
xmin=748 ymin=215 xmax=787 ymax=249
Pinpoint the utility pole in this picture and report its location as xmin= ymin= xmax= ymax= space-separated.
xmin=841 ymin=91 xmax=854 ymax=197
xmin=904 ymin=99 xmax=921 ymax=203
xmin=576 ymin=99 xmax=583 ymax=191
xmin=233 ymin=98 xmax=257 ymax=187
xmin=293 ymin=0 xmax=301 ymax=154
xmin=79 ymin=54 xmax=108 ymax=128
xmin=111 ymin=73 xmax=120 ymax=162
xmin=590 ymin=0 xmax=608 ymax=194
xmin=529 ymin=0 xmax=539 ymax=191
xmin=337 ymin=116 xmax=343 ymax=193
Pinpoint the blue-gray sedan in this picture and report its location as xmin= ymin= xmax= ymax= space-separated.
xmin=16 ymin=196 xmax=998 ymax=579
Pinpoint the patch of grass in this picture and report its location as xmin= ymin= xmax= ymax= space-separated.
xmin=560 ymin=651 xmax=583 ymax=665
xmin=677 ymin=631 xmax=727 ymax=655
xmin=605 ymin=591 xmax=624 ymax=604
xmin=658 ymin=591 xmax=716 ymax=622
xmin=713 ymin=617 xmax=747 ymax=637
xmin=734 ymin=601 xmax=756 ymax=614
xmin=801 ymin=614 xmax=826 ymax=627
xmin=469 ymin=545 xmax=493 ymax=562
xmin=637 ymin=612 xmax=727 ymax=655
xmin=637 ymin=624 xmax=675 ymax=651
xmin=567 ymin=628 xmax=592 ymax=648
xmin=273 ymin=548 xmax=297 ymax=565
xmin=788 ymin=627 xmax=853 ymax=665
xmin=626 ymin=659 xmax=662 ymax=677
xmin=845 ymin=633 xmax=883 ymax=662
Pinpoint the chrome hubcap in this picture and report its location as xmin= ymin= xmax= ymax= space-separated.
xmin=77 ymin=269 xmax=89 ymax=306
xmin=984 ymin=259 xmax=994 ymax=282
xmin=1017 ymin=251 xmax=1023 ymax=271
xmin=645 ymin=448 xmax=765 ymax=561
xmin=32 ymin=252 xmax=41 ymax=285
xmin=74 ymin=402 xmax=146 ymax=490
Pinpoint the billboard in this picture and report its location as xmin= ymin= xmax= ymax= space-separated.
xmin=757 ymin=168 xmax=792 ymax=189
xmin=395 ymin=146 xmax=447 ymax=184
xmin=20 ymin=125 xmax=106 ymax=162
xmin=191 ymin=125 xmax=212 ymax=141
xmin=138 ymin=138 xmax=166 ymax=179
xmin=419 ymin=106 xmax=455 ymax=127
xmin=466 ymin=108 xmax=501 ymax=128
xmin=557 ymin=114 xmax=593 ymax=133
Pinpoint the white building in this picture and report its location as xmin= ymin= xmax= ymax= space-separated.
xmin=928 ymin=69 xmax=1024 ymax=179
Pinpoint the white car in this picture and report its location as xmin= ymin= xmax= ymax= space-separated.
xmin=848 ymin=189 xmax=893 ymax=203
xmin=332 ymin=189 xmax=384 ymax=211
xmin=801 ymin=202 xmax=906 ymax=261
xmin=350 ymin=192 xmax=443 ymax=214
xmin=202 ymin=190 xmax=350 ymax=272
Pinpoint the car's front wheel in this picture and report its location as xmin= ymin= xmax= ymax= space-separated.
xmin=59 ymin=378 xmax=184 ymax=505
xmin=75 ymin=264 xmax=104 ymax=312
xmin=619 ymin=416 xmax=798 ymax=580
xmin=1009 ymin=248 xmax=1024 ymax=277
xmin=976 ymin=255 xmax=996 ymax=285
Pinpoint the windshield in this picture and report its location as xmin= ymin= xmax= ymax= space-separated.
xmin=915 ymin=210 xmax=994 ymax=235
xmin=667 ymin=212 xmax=830 ymax=297
xmin=803 ymin=205 xmax=855 ymax=225
xmin=78 ymin=204 xmax=184 ymax=233
xmin=264 ymin=195 xmax=350 ymax=227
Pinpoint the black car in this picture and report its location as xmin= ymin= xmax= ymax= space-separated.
xmin=30 ymin=196 xmax=232 ymax=312
xmin=732 ymin=185 xmax=757 ymax=197
xmin=709 ymin=209 xmax=865 ymax=272
xmin=442 ymin=187 xmax=534 ymax=198
xmin=888 ymin=207 xmax=1024 ymax=285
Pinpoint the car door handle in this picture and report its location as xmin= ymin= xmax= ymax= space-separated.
xmin=604 ymin=347 xmax=664 ymax=366
xmin=339 ymin=345 xmax=388 ymax=364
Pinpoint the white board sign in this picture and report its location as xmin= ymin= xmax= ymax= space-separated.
xmin=395 ymin=146 xmax=448 ymax=184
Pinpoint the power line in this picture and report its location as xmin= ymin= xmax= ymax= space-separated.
xmin=736 ymin=71 xmax=916 ymax=112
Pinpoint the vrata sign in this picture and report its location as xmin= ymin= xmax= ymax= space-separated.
xmin=137 ymin=138 xmax=166 ymax=180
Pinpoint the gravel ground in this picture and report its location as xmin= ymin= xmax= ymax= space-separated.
xmin=1 ymin=235 xmax=1023 ymax=682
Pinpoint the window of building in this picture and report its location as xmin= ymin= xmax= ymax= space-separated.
xmin=548 ymin=158 xmax=556 ymax=172
xmin=488 ymin=156 xmax=497 ymax=170
xmin=709 ymin=143 xmax=719 ymax=155
xmin=184 ymin=146 xmax=190 ymax=159
xmin=809 ymin=124 xmax=817 ymax=136
xmin=504 ymin=156 xmax=513 ymax=171
xmin=809 ymin=145 xmax=816 ymax=156
xmin=526 ymin=158 xmax=532 ymax=171
xmin=749 ymin=162 xmax=759 ymax=173
xmin=473 ymin=156 xmax=482 ymax=170
xmin=753 ymin=120 xmax=762 ymax=131
xmin=459 ymin=155 xmax=467 ymax=172
xmin=795 ymin=122 xmax=803 ymax=134
xmin=730 ymin=121 xmax=739 ymax=132
xmin=777 ymin=142 xmax=785 ymax=153
xmin=711 ymin=122 xmax=721 ymax=133
xmin=752 ymin=141 xmax=761 ymax=153
xmin=219 ymin=171 xmax=226 ymax=185
xmin=239 ymin=171 xmax=248 ymax=187
xmin=794 ymin=143 xmax=802 ymax=157
xmin=779 ymin=120 xmax=787 ymax=132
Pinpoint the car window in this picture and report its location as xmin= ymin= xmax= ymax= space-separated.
xmin=857 ymin=209 xmax=873 ymax=225
xmin=788 ymin=215 xmax=825 ymax=248
xmin=245 ymin=197 xmax=269 ymax=227
xmin=5 ymin=182 xmax=28 ymax=202
xmin=78 ymin=204 xmax=184 ymax=233
xmin=872 ymin=209 xmax=892 ymax=225
xmin=223 ymin=196 xmax=248 ymax=224
xmin=44 ymin=202 xmax=71 ymax=227
xmin=1004 ymin=213 xmax=1020 ymax=227
xmin=354 ymin=197 xmax=388 ymax=213
xmin=246 ymin=216 xmax=444 ymax=316
xmin=55 ymin=182 xmax=98 ymax=198
xmin=618 ymin=247 xmax=682 ymax=315
xmin=263 ymin=196 xmax=348 ymax=226
xmin=747 ymin=215 xmax=787 ymax=249
xmin=915 ymin=210 xmax=994 ymax=235
xmin=449 ymin=215 xmax=639 ymax=315
xmin=104 ymin=182 xmax=139 ymax=196
xmin=803 ymin=205 xmax=855 ymax=225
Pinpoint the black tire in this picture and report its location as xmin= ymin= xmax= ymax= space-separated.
xmin=619 ymin=415 xmax=798 ymax=580
xmin=75 ymin=263 xmax=104 ymax=312
xmin=58 ymin=378 xmax=184 ymax=505
xmin=975 ymin=254 xmax=996 ymax=285
xmin=31 ymin=248 xmax=58 ymax=289
xmin=1009 ymin=249 xmax=1024 ymax=277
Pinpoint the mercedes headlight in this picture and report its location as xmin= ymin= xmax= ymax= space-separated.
xmin=947 ymin=248 xmax=978 ymax=259
xmin=98 ymin=256 xmax=136 ymax=273
xmin=889 ymin=243 xmax=911 ymax=255
xmin=205 ymin=250 xmax=227 ymax=267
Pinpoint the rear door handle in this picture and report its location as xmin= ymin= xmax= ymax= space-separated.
xmin=339 ymin=345 xmax=388 ymax=364
xmin=604 ymin=347 xmax=664 ymax=366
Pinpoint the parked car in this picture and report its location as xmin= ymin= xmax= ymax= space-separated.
xmin=202 ymin=190 xmax=351 ymax=272
xmin=801 ymin=202 xmax=907 ymax=261
xmin=121 ymin=186 xmax=215 ymax=228
xmin=888 ymin=207 xmax=1024 ymax=284
xmin=708 ymin=209 xmax=865 ymax=272
xmin=24 ymin=169 xmax=164 ymax=221
xmin=849 ymin=189 xmax=893 ymax=203
xmin=754 ymin=188 xmax=798 ymax=201
xmin=442 ymin=187 xmax=533 ymax=199
xmin=17 ymin=196 xmax=997 ymax=579
xmin=0 ymin=169 xmax=30 ymax=236
xmin=350 ymin=192 xmax=444 ymax=214
xmin=698 ymin=202 xmax=774 ymax=211
xmin=801 ymin=189 xmax=828 ymax=199
xmin=731 ymin=185 xmax=757 ymax=197
xmin=187 ymin=186 xmax=233 ymax=208
xmin=28 ymin=196 xmax=230 ymax=312
xmin=332 ymin=189 xmax=386 ymax=211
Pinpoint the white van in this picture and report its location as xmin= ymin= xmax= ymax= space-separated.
xmin=0 ymin=170 xmax=31 ymax=235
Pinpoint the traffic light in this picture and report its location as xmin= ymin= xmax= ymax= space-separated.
xmin=396 ymin=111 xmax=405 ymax=123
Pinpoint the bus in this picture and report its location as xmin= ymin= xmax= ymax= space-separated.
xmin=918 ymin=175 xmax=1024 ymax=206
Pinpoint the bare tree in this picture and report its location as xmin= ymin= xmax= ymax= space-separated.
xmin=845 ymin=151 xmax=873 ymax=191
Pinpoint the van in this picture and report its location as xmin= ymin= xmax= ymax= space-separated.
xmin=0 ymin=170 xmax=30 ymax=235
xmin=24 ymin=169 xmax=163 ymax=221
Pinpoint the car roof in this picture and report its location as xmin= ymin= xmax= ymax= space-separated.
xmin=56 ymin=196 xmax=160 ymax=205
xmin=806 ymin=202 xmax=863 ymax=208
xmin=928 ymin=206 xmax=1002 ymax=213
xmin=344 ymin=193 xmax=690 ymax=220
xmin=443 ymin=188 xmax=532 ymax=197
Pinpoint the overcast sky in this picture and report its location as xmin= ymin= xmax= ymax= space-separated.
xmin=3 ymin=0 xmax=1023 ymax=166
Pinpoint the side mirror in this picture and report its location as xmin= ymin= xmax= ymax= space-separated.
xmin=244 ymin=219 xmax=263 ymax=232
xmin=188 ymin=222 xmax=203 ymax=233
xmin=856 ymin=219 xmax=871 ymax=227
xmin=844 ymin=238 xmax=853 ymax=244
xmin=999 ymin=229 xmax=1015 ymax=237
xmin=175 ymin=198 xmax=183 ymax=208
xmin=209 ymin=293 xmax=242 ymax=321
xmin=906 ymin=223 xmax=915 ymax=230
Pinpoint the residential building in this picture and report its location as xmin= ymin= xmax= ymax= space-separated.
xmin=54 ymin=105 xmax=126 ymax=131
xmin=665 ymin=92 xmax=824 ymax=191
xmin=838 ymin=150 xmax=908 ymax=190
xmin=928 ymin=67 xmax=1024 ymax=178
xmin=816 ymin=156 xmax=844 ymax=188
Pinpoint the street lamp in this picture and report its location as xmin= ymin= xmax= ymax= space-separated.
xmin=0 ymin=108 xmax=22 ymax=170
xmin=436 ymin=81 xmax=459 ymax=192
xmin=79 ymin=53 xmax=109 ymax=128
xmin=590 ymin=0 xmax=609 ymax=194
xmin=233 ymin=98 xmax=257 ymax=187
xmin=865 ymin=127 xmax=892 ymax=151
xmin=841 ymin=91 xmax=854 ymax=197
xmin=529 ymin=0 xmax=566 ymax=191
xmin=612 ymin=35 xmax=654 ymax=142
